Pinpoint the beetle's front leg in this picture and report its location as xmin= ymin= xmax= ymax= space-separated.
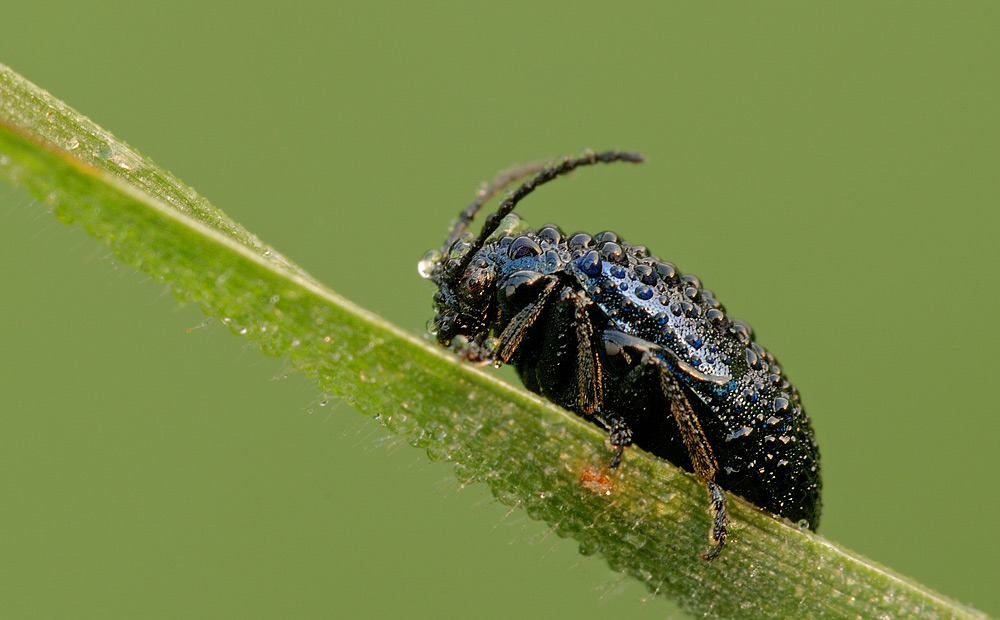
xmin=449 ymin=334 xmax=499 ymax=366
xmin=450 ymin=272 xmax=560 ymax=369
xmin=493 ymin=275 xmax=559 ymax=363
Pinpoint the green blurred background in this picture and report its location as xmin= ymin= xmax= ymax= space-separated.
xmin=1 ymin=3 xmax=997 ymax=618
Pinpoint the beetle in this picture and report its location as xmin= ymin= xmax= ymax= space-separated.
xmin=420 ymin=150 xmax=821 ymax=560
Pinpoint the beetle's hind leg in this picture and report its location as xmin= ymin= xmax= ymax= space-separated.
xmin=602 ymin=330 xmax=730 ymax=560
xmin=645 ymin=349 xmax=729 ymax=560
xmin=703 ymin=479 xmax=728 ymax=561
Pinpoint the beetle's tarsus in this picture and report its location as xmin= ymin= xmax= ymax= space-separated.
xmin=608 ymin=443 xmax=625 ymax=469
xmin=606 ymin=414 xmax=632 ymax=469
xmin=701 ymin=479 xmax=729 ymax=561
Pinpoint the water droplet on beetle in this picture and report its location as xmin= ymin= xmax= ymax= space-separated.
xmin=418 ymin=249 xmax=441 ymax=278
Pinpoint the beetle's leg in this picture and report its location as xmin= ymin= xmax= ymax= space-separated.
xmin=492 ymin=277 xmax=559 ymax=363
xmin=602 ymin=329 xmax=729 ymax=560
xmin=493 ymin=282 xmax=616 ymax=460
xmin=563 ymin=288 xmax=603 ymax=416
xmin=643 ymin=352 xmax=719 ymax=478
xmin=498 ymin=283 xmax=607 ymax=416
xmin=641 ymin=349 xmax=728 ymax=561
xmin=547 ymin=287 xmax=623 ymax=463
xmin=454 ymin=275 xmax=560 ymax=366
xmin=605 ymin=415 xmax=632 ymax=469
xmin=703 ymin=479 xmax=728 ymax=561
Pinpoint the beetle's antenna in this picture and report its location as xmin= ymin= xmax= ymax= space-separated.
xmin=443 ymin=160 xmax=552 ymax=254
xmin=449 ymin=150 xmax=644 ymax=279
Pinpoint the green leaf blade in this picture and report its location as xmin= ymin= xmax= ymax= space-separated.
xmin=0 ymin=62 xmax=989 ymax=620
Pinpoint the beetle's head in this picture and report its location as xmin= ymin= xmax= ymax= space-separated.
xmin=421 ymin=235 xmax=501 ymax=347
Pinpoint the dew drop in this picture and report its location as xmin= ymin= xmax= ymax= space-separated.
xmin=578 ymin=540 xmax=599 ymax=556
xmin=418 ymin=249 xmax=441 ymax=278
xmin=725 ymin=426 xmax=753 ymax=441
xmin=577 ymin=250 xmax=602 ymax=276
xmin=568 ymin=232 xmax=592 ymax=249
xmin=508 ymin=236 xmax=542 ymax=259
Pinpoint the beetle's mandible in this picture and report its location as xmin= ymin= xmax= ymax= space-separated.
xmin=419 ymin=150 xmax=821 ymax=560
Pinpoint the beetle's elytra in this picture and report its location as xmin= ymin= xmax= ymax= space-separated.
xmin=420 ymin=150 xmax=821 ymax=560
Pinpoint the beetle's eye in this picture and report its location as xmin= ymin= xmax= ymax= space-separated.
xmin=461 ymin=267 xmax=493 ymax=299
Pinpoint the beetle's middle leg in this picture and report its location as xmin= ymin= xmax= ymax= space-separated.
xmin=497 ymin=284 xmax=617 ymax=462
xmin=552 ymin=288 xmax=636 ymax=465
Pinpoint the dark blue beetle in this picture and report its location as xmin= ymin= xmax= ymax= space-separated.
xmin=421 ymin=151 xmax=821 ymax=560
